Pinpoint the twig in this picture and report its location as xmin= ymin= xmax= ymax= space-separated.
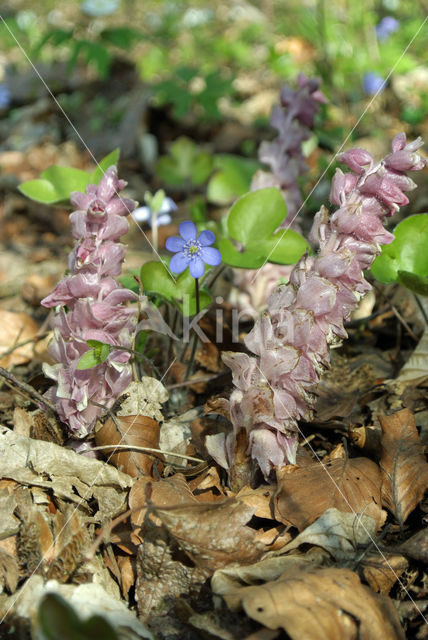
xmin=0 ymin=365 xmax=56 ymax=412
xmin=91 ymin=443 xmax=204 ymax=464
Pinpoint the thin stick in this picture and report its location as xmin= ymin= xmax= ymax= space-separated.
xmin=0 ymin=366 xmax=56 ymax=412
xmin=91 ymin=443 xmax=204 ymax=464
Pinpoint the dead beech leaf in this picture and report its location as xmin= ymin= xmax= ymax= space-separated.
xmin=0 ymin=427 xmax=132 ymax=520
xmin=362 ymin=553 xmax=408 ymax=595
xmin=225 ymin=566 xmax=405 ymax=639
xmin=0 ymin=310 xmax=39 ymax=367
xmin=379 ymin=409 xmax=428 ymax=526
xmin=280 ymin=508 xmax=377 ymax=561
xmin=96 ymin=415 xmax=161 ymax=477
xmin=154 ymin=498 xmax=264 ymax=573
xmin=0 ymin=547 xmax=19 ymax=593
xmin=274 ymin=457 xmax=385 ymax=531
xmin=133 ymin=474 xmax=264 ymax=573
xmin=234 ymin=486 xmax=275 ymax=520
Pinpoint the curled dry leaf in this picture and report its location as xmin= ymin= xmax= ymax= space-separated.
xmin=154 ymin=497 xmax=265 ymax=573
xmin=0 ymin=310 xmax=39 ymax=367
xmin=388 ymin=326 xmax=428 ymax=391
xmin=96 ymin=415 xmax=161 ymax=478
xmin=379 ymin=408 xmax=428 ymax=526
xmin=131 ymin=474 xmax=264 ymax=573
xmin=223 ymin=566 xmax=405 ymax=640
xmin=362 ymin=553 xmax=408 ymax=595
xmin=274 ymin=457 xmax=386 ymax=531
xmin=280 ymin=508 xmax=377 ymax=562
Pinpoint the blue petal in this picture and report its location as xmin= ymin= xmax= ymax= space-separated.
xmin=179 ymin=220 xmax=197 ymax=241
xmin=189 ymin=256 xmax=205 ymax=278
xmin=200 ymin=246 xmax=222 ymax=266
xmin=160 ymin=197 xmax=177 ymax=214
xmin=170 ymin=252 xmax=190 ymax=273
xmin=166 ymin=236 xmax=185 ymax=252
xmin=157 ymin=213 xmax=172 ymax=226
xmin=198 ymin=229 xmax=216 ymax=246
xmin=132 ymin=206 xmax=151 ymax=223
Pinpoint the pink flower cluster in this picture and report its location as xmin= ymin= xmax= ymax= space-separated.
xmin=41 ymin=167 xmax=138 ymax=437
xmin=208 ymin=134 xmax=426 ymax=480
xmin=251 ymin=73 xmax=327 ymax=228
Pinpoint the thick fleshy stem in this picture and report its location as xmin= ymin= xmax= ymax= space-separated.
xmin=207 ymin=133 xmax=426 ymax=483
xmin=41 ymin=166 xmax=138 ymax=437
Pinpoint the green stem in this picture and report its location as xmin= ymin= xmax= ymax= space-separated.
xmin=185 ymin=278 xmax=200 ymax=381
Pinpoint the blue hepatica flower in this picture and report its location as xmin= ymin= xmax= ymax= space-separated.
xmin=166 ymin=221 xmax=222 ymax=279
xmin=376 ymin=16 xmax=400 ymax=41
xmin=132 ymin=196 xmax=177 ymax=227
xmin=363 ymin=72 xmax=386 ymax=95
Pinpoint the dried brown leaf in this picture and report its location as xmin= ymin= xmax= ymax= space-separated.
xmin=154 ymin=497 xmax=264 ymax=573
xmin=379 ymin=409 xmax=428 ymax=526
xmin=0 ymin=547 xmax=19 ymax=593
xmin=224 ymin=566 xmax=405 ymax=639
xmin=362 ymin=553 xmax=408 ymax=595
xmin=274 ymin=457 xmax=385 ymax=531
xmin=0 ymin=310 xmax=39 ymax=367
xmin=0 ymin=427 xmax=132 ymax=520
xmin=96 ymin=415 xmax=161 ymax=478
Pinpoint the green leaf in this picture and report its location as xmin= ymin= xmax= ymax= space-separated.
xmin=140 ymin=261 xmax=211 ymax=315
xmin=81 ymin=615 xmax=118 ymax=640
xmin=76 ymin=350 xmax=101 ymax=370
xmin=86 ymin=340 xmax=111 ymax=363
xmin=371 ymin=214 xmax=428 ymax=290
xmin=90 ymin=149 xmax=120 ymax=183
xmin=18 ymin=179 xmax=62 ymax=204
xmin=38 ymin=593 xmax=83 ymax=640
xmin=217 ymin=237 xmax=265 ymax=269
xmin=397 ymin=270 xmax=428 ymax=296
xmin=207 ymin=154 xmax=261 ymax=205
xmin=156 ymin=137 xmax=213 ymax=187
xmin=221 ymin=188 xmax=309 ymax=268
xmin=99 ymin=26 xmax=144 ymax=50
xmin=18 ymin=166 xmax=91 ymax=204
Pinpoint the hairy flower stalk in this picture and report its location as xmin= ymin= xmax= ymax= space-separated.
xmin=41 ymin=167 xmax=138 ymax=437
xmin=251 ymin=73 xmax=327 ymax=228
xmin=208 ymin=133 xmax=426 ymax=482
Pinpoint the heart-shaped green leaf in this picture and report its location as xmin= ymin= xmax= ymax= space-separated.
xmin=220 ymin=188 xmax=309 ymax=268
xmin=38 ymin=593 xmax=118 ymax=640
xmin=18 ymin=149 xmax=121 ymax=204
xmin=207 ymin=154 xmax=261 ymax=205
xmin=156 ymin=137 xmax=213 ymax=187
xmin=140 ymin=261 xmax=211 ymax=315
xmin=90 ymin=148 xmax=120 ymax=183
xmin=371 ymin=214 xmax=428 ymax=295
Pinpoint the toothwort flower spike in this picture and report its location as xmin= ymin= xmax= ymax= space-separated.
xmin=251 ymin=73 xmax=327 ymax=229
xmin=41 ymin=166 xmax=138 ymax=437
xmin=166 ymin=221 xmax=221 ymax=279
xmin=207 ymin=134 xmax=426 ymax=483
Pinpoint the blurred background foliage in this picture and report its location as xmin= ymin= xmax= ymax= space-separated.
xmin=0 ymin=0 xmax=427 ymax=204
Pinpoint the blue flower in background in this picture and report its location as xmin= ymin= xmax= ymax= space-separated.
xmin=132 ymin=196 xmax=177 ymax=227
xmin=363 ymin=72 xmax=386 ymax=95
xmin=0 ymin=84 xmax=11 ymax=110
xmin=81 ymin=0 xmax=120 ymax=17
xmin=166 ymin=221 xmax=221 ymax=278
xmin=376 ymin=16 xmax=400 ymax=41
